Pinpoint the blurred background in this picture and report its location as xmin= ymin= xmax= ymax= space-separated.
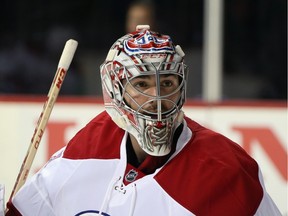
xmin=0 ymin=0 xmax=287 ymax=214
xmin=0 ymin=0 xmax=286 ymax=100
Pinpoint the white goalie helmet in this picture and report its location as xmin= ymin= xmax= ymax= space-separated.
xmin=100 ymin=25 xmax=187 ymax=156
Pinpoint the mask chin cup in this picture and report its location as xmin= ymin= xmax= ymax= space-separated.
xmin=109 ymin=108 xmax=184 ymax=157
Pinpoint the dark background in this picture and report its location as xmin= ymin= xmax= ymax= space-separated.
xmin=0 ymin=0 xmax=286 ymax=100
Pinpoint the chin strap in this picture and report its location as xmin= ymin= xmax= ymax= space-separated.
xmin=112 ymin=114 xmax=130 ymax=130
xmin=176 ymin=110 xmax=184 ymax=126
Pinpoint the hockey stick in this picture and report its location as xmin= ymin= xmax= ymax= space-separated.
xmin=8 ymin=39 xmax=78 ymax=201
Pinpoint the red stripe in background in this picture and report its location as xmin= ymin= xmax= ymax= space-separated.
xmin=0 ymin=94 xmax=286 ymax=108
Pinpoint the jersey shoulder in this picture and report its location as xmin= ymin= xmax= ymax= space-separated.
xmin=63 ymin=111 xmax=124 ymax=160
xmin=155 ymin=117 xmax=263 ymax=215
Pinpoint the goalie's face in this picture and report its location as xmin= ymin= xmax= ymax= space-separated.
xmin=100 ymin=26 xmax=187 ymax=156
xmin=122 ymin=74 xmax=181 ymax=119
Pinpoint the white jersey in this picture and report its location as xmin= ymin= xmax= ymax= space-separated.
xmin=8 ymin=112 xmax=281 ymax=216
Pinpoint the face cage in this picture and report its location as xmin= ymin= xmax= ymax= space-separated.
xmin=110 ymin=61 xmax=186 ymax=156
xmin=116 ymin=61 xmax=186 ymax=120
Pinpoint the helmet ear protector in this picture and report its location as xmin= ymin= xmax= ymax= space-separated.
xmin=100 ymin=25 xmax=188 ymax=156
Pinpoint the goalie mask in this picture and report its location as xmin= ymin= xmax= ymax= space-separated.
xmin=100 ymin=25 xmax=187 ymax=156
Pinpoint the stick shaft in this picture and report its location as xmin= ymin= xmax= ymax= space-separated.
xmin=9 ymin=39 xmax=78 ymax=200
